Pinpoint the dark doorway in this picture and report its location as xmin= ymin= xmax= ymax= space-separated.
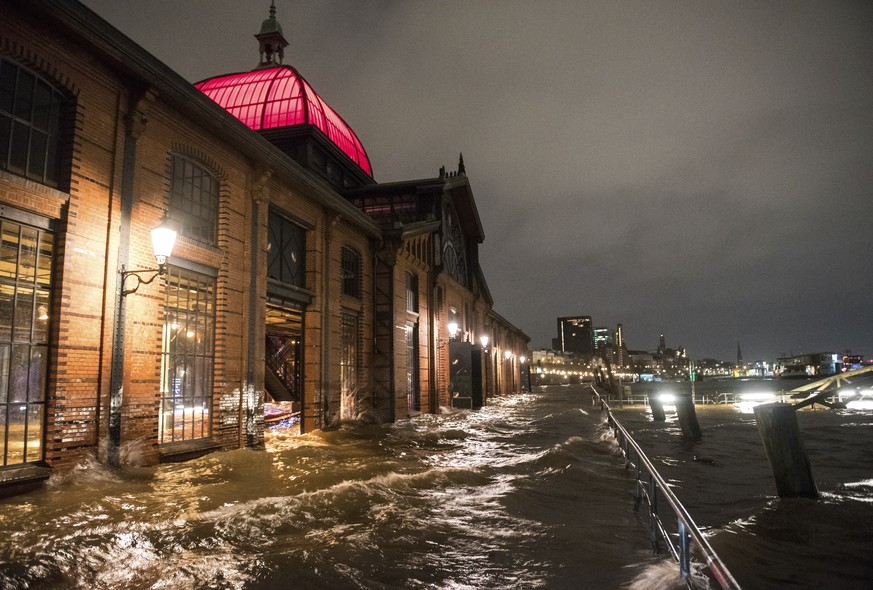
xmin=265 ymin=305 xmax=302 ymax=402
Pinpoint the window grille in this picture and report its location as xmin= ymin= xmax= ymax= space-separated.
xmin=160 ymin=267 xmax=215 ymax=444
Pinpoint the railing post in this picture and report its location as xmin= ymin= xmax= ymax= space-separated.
xmin=649 ymin=476 xmax=659 ymax=552
xmin=678 ymin=518 xmax=691 ymax=579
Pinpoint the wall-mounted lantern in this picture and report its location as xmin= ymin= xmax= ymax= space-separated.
xmin=447 ymin=321 xmax=459 ymax=340
xmin=480 ymin=334 xmax=489 ymax=349
xmin=121 ymin=216 xmax=177 ymax=296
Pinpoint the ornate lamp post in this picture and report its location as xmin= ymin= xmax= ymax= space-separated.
xmin=109 ymin=216 xmax=177 ymax=464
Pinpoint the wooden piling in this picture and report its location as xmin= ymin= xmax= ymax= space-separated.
xmin=753 ymin=403 xmax=818 ymax=498
xmin=675 ymin=394 xmax=702 ymax=440
xmin=650 ymin=396 xmax=666 ymax=421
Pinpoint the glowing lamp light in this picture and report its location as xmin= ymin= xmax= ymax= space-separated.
xmin=520 ymin=355 xmax=526 ymax=364
xmin=121 ymin=216 xmax=178 ymax=296
xmin=447 ymin=321 xmax=459 ymax=339
xmin=480 ymin=335 xmax=489 ymax=348
xmin=150 ymin=217 xmax=178 ymax=268
xmin=504 ymin=350 xmax=512 ymax=360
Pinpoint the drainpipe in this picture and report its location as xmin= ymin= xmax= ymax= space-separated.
xmin=244 ymin=170 xmax=269 ymax=446
xmin=107 ymin=88 xmax=154 ymax=466
xmin=320 ymin=213 xmax=339 ymax=428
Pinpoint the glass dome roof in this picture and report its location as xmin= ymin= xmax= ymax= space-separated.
xmin=196 ymin=66 xmax=372 ymax=177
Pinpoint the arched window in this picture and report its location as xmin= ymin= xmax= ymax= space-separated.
xmin=0 ymin=59 xmax=69 ymax=188
xmin=169 ymin=154 xmax=219 ymax=245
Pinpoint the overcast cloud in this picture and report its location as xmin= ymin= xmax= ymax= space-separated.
xmin=80 ymin=0 xmax=873 ymax=361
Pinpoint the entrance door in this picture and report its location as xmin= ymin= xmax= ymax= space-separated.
xmin=265 ymin=305 xmax=302 ymax=402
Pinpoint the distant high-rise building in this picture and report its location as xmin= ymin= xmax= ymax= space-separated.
xmin=593 ymin=327 xmax=615 ymax=353
xmin=556 ymin=316 xmax=594 ymax=357
xmin=616 ymin=324 xmax=624 ymax=348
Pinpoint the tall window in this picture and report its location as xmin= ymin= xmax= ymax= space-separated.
xmin=160 ymin=267 xmax=215 ymax=444
xmin=341 ymin=246 xmax=360 ymax=298
xmin=406 ymin=272 xmax=418 ymax=313
xmin=170 ymin=155 xmax=218 ymax=245
xmin=0 ymin=59 xmax=68 ymax=188
xmin=340 ymin=311 xmax=359 ymax=407
xmin=267 ymin=210 xmax=306 ymax=288
xmin=0 ymin=217 xmax=52 ymax=466
xmin=406 ymin=323 xmax=420 ymax=412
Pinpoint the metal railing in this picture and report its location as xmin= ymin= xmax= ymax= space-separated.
xmin=593 ymin=387 xmax=741 ymax=589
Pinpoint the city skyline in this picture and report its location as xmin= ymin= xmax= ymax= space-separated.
xmin=80 ymin=0 xmax=873 ymax=361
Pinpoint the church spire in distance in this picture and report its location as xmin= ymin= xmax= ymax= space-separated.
xmin=255 ymin=1 xmax=289 ymax=68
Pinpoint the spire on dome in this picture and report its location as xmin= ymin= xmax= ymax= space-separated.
xmin=255 ymin=1 xmax=289 ymax=68
xmin=458 ymin=153 xmax=466 ymax=175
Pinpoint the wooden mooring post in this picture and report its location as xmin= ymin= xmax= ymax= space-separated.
xmin=753 ymin=402 xmax=817 ymax=498
xmin=675 ymin=394 xmax=702 ymax=440
xmin=649 ymin=395 xmax=666 ymax=421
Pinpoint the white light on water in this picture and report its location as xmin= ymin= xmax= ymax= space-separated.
xmin=846 ymin=399 xmax=873 ymax=410
xmin=735 ymin=391 xmax=776 ymax=413
xmin=840 ymin=388 xmax=873 ymax=410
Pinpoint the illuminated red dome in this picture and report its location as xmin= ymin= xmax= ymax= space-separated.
xmin=196 ymin=66 xmax=372 ymax=177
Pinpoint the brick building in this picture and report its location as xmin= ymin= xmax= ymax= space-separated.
xmin=0 ymin=0 xmax=528 ymax=496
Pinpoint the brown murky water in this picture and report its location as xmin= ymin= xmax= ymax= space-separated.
xmin=0 ymin=386 xmax=662 ymax=589
xmin=2 ymin=385 xmax=869 ymax=589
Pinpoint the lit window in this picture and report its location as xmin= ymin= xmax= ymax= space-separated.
xmin=169 ymin=155 xmax=218 ymax=245
xmin=160 ymin=267 xmax=215 ymax=444
xmin=406 ymin=272 xmax=418 ymax=313
xmin=340 ymin=311 xmax=358 ymax=402
xmin=0 ymin=59 xmax=68 ymax=188
xmin=0 ymin=217 xmax=53 ymax=466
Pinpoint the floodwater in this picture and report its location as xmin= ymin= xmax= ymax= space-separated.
xmin=612 ymin=399 xmax=873 ymax=590
xmin=4 ymin=385 xmax=868 ymax=589
xmin=0 ymin=386 xmax=671 ymax=590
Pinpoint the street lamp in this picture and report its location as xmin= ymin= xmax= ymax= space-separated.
xmin=121 ymin=216 xmax=177 ymax=296
xmin=480 ymin=334 xmax=489 ymax=349
xmin=447 ymin=321 xmax=459 ymax=340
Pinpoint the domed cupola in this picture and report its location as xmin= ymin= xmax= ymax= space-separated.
xmin=195 ymin=1 xmax=373 ymax=182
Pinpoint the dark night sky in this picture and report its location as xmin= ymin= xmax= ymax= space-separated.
xmin=80 ymin=0 xmax=873 ymax=362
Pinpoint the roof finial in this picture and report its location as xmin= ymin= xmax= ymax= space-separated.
xmin=255 ymin=0 xmax=289 ymax=68
xmin=458 ymin=152 xmax=466 ymax=175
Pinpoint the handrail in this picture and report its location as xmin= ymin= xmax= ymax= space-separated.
xmin=592 ymin=386 xmax=742 ymax=589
